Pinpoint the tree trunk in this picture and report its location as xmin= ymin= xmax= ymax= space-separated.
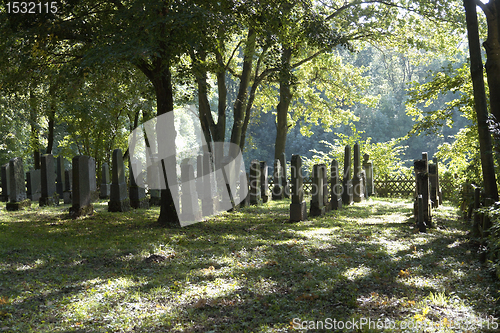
xmin=29 ymin=88 xmax=40 ymax=169
xmin=482 ymin=0 xmax=500 ymax=123
xmin=46 ymin=84 xmax=57 ymax=155
xmin=274 ymin=47 xmax=293 ymax=168
xmin=465 ymin=0 xmax=499 ymax=202
xmin=151 ymin=66 xmax=181 ymax=227
xmin=229 ymin=28 xmax=256 ymax=157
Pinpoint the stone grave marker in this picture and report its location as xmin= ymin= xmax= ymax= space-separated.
xmin=26 ymin=169 xmax=41 ymax=202
xmin=239 ymin=172 xmax=249 ymax=207
xmin=362 ymin=153 xmax=374 ymax=197
xmin=88 ymin=157 xmax=98 ymax=202
xmin=6 ymin=157 xmax=30 ymax=211
xmin=99 ymin=163 xmax=110 ymax=199
xmin=342 ymin=145 xmax=353 ymax=205
xmin=69 ymin=155 xmax=93 ymax=217
xmin=249 ymin=159 xmax=262 ymax=205
xmin=56 ymin=156 xmax=65 ymax=199
xmin=63 ymin=169 xmax=72 ymax=204
xmin=290 ymin=155 xmax=307 ymax=221
xmin=1 ymin=163 xmax=10 ymax=202
xmin=414 ymin=153 xmax=432 ymax=228
xmin=310 ymin=163 xmax=326 ymax=216
xmin=129 ymin=160 xmax=149 ymax=209
xmin=108 ymin=149 xmax=130 ymax=212
xmin=272 ymin=159 xmax=283 ymax=200
xmin=330 ymin=159 xmax=342 ymax=210
xmin=180 ymin=159 xmax=200 ymax=221
xmin=40 ymin=154 xmax=58 ymax=206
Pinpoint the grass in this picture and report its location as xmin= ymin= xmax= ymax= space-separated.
xmin=0 ymin=197 xmax=498 ymax=332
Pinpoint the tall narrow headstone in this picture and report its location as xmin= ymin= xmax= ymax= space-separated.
xmin=428 ymin=163 xmax=439 ymax=208
xmin=239 ymin=172 xmax=249 ymax=207
xmin=353 ymin=143 xmax=365 ymax=203
xmin=6 ymin=157 xmax=30 ymax=210
xmin=26 ymin=169 xmax=42 ymax=202
xmin=362 ymin=153 xmax=374 ymax=197
xmin=55 ymin=156 xmax=65 ymax=199
xmin=69 ymin=155 xmax=93 ymax=217
xmin=414 ymin=154 xmax=432 ymax=228
xmin=108 ymin=149 xmax=130 ymax=212
xmin=310 ymin=164 xmax=326 ymax=216
xmin=342 ymin=145 xmax=353 ymax=205
xmin=281 ymin=152 xmax=290 ymax=198
xmin=290 ymin=155 xmax=307 ymax=221
xmin=201 ymin=152 xmax=214 ymax=216
xmin=129 ymin=161 xmax=149 ymax=209
xmin=1 ymin=163 xmax=10 ymax=202
xmin=39 ymin=154 xmax=58 ymax=206
xmin=88 ymin=157 xmax=98 ymax=202
xmin=249 ymin=160 xmax=262 ymax=205
xmin=330 ymin=159 xmax=342 ymax=210
xmin=63 ymin=169 xmax=72 ymax=204
xmin=272 ymin=159 xmax=283 ymax=200
xmin=260 ymin=161 xmax=269 ymax=203
xmin=99 ymin=163 xmax=110 ymax=199
xmin=180 ymin=159 xmax=200 ymax=221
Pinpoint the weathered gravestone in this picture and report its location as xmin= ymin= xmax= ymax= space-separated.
xmin=290 ymin=155 xmax=307 ymax=222
xmin=239 ymin=172 xmax=249 ymax=207
xmin=330 ymin=159 xmax=342 ymax=210
xmin=260 ymin=161 xmax=269 ymax=203
xmin=39 ymin=154 xmax=59 ymax=206
xmin=310 ymin=164 xmax=326 ymax=216
xmin=88 ymin=157 xmax=98 ymax=202
xmin=63 ymin=169 xmax=72 ymax=204
xmin=69 ymin=155 xmax=93 ymax=217
xmin=129 ymin=161 xmax=149 ymax=209
xmin=180 ymin=159 xmax=200 ymax=221
xmin=272 ymin=159 xmax=283 ymax=200
xmin=353 ymin=143 xmax=365 ymax=203
xmin=249 ymin=160 xmax=262 ymax=205
xmin=414 ymin=152 xmax=432 ymax=229
xmin=26 ymin=169 xmax=41 ymax=202
xmin=1 ymin=163 xmax=10 ymax=202
xmin=362 ymin=153 xmax=374 ymax=197
xmin=201 ymin=152 xmax=214 ymax=216
xmin=108 ymin=149 xmax=130 ymax=212
xmin=56 ymin=156 xmax=65 ymax=199
xmin=342 ymin=145 xmax=353 ymax=205
xmin=6 ymin=157 xmax=31 ymax=211
xmin=99 ymin=163 xmax=110 ymax=199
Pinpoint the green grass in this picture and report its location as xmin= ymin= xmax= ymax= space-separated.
xmin=0 ymin=197 xmax=498 ymax=332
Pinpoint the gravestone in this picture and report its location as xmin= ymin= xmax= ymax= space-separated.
xmin=342 ymin=145 xmax=353 ymax=205
xmin=201 ymin=152 xmax=214 ymax=216
xmin=88 ymin=157 xmax=98 ymax=202
xmin=362 ymin=153 xmax=374 ymax=197
xmin=129 ymin=161 xmax=149 ymax=209
xmin=6 ymin=157 xmax=30 ymax=211
xmin=239 ymin=172 xmax=249 ymax=207
xmin=99 ymin=163 xmax=110 ymax=199
xmin=272 ymin=159 xmax=283 ymax=200
xmin=290 ymin=155 xmax=307 ymax=221
xmin=180 ymin=159 xmax=200 ymax=221
xmin=26 ymin=169 xmax=42 ymax=202
xmin=310 ymin=164 xmax=326 ymax=216
xmin=330 ymin=159 xmax=342 ymax=210
xmin=63 ymin=169 xmax=72 ymax=204
xmin=281 ymin=152 xmax=290 ymax=198
xmin=147 ymin=154 xmax=162 ymax=206
xmin=39 ymin=154 xmax=59 ymax=206
xmin=428 ymin=163 xmax=439 ymax=208
xmin=56 ymin=156 xmax=65 ymax=199
xmin=69 ymin=155 xmax=93 ymax=217
xmin=196 ymin=154 xmax=204 ymax=201
xmin=249 ymin=160 xmax=262 ymax=205
xmin=1 ymin=163 xmax=10 ymax=202
xmin=322 ymin=164 xmax=329 ymax=212
xmin=260 ymin=161 xmax=269 ymax=203
xmin=353 ymin=143 xmax=365 ymax=203
xmin=108 ymin=149 xmax=130 ymax=212
xmin=414 ymin=152 xmax=432 ymax=228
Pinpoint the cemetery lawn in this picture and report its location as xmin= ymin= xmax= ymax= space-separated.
xmin=0 ymin=198 xmax=498 ymax=333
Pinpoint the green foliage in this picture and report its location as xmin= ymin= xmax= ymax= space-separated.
xmin=304 ymin=123 xmax=409 ymax=178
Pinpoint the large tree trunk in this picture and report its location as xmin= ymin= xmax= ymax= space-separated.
xmin=274 ymin=47 xmax=293 ymax=171
xmin=46 ymin=84 xmax=57 ymax=154
xmin=151 ymin=66 xmax=181 ymax=227
xmin=229 ymin=28 xmax=256 ymax=158
xmin=482 ymin=0 xmax=500 ymax=123
xmin=465 ymin=0 xmax=499 ymax=202
xmin=29 ymin=88 xmax=40 ymax=169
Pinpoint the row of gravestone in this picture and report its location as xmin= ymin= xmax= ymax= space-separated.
xmin=413 ymin=152 xmax=441 ymax=232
